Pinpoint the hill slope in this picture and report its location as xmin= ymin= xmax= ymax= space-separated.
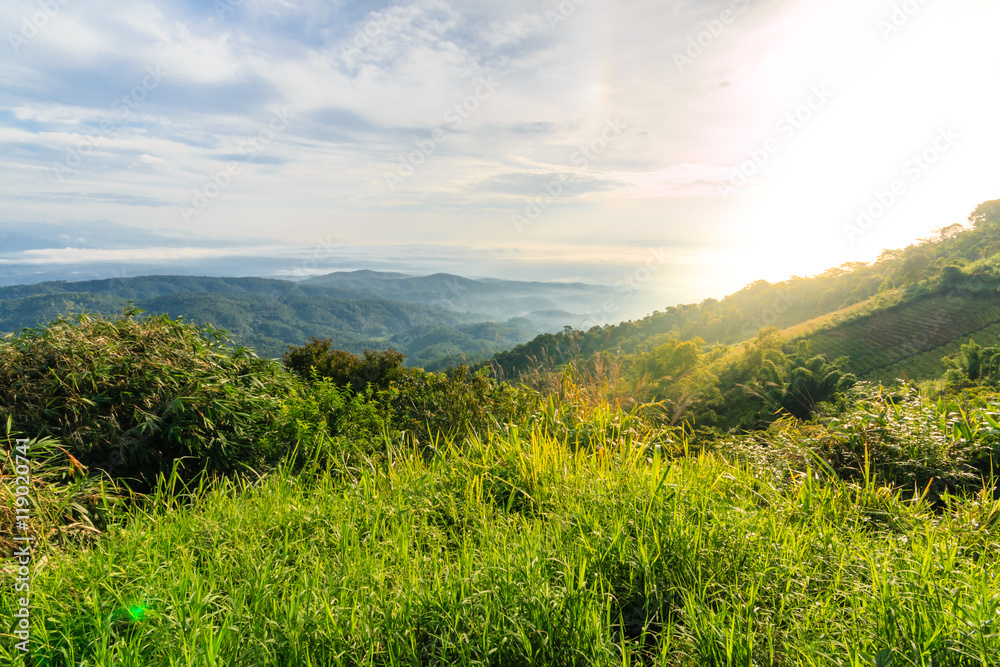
xmin=489 ymin=198 xmax=1000 ymax=386
xmin=303 ymin=270 xmax=613 ymax=323
xmin=794 ymin=288 xmax=1000 ymax=383
xmin=0 ymin=275 xmax=560 ymax=368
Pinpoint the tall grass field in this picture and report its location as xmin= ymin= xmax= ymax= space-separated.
xmin=2 ymin=312 xmax=999 ymax=666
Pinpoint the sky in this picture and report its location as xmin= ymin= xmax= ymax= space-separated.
xmin=1 ymin=0 xmax=998 ymax=315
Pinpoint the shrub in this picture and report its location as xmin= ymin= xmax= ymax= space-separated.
xmin=264 ymin=378 xmax=392 ymax=466
xmin=718 ymin=383 xmax=991 ymax=500
xmin=283 ymin=340 xmax=537 ymax=444
xmin=283 ymin=338 xmax=410 ymax=393
xmin=0 ymin=309 xmax=294 ymax=487
xmin=817 ymin=384 xmax=990 ymax=498
xmin=384 ymin=366 xmax=536 ymax=441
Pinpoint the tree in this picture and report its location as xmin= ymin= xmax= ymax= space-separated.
xmin=631 ymin=338 xmax=719 ymax=425
xmin=969 ymin=200 xmax=1000 ymax=228
xmin=777 ymin=342 xmax=855 ymax=420
xmin=941 ymin=339 xmax=1000 ymax=387
xmin=283 ymin=338 xmax=409 ymax=393
xmin=937 ymin=223 xmax=965 ymax=241
xmin=709 ymin=334 xmax=855 ymax=430
xmin=901 ymin=253 xmax=932 ymax=283
xmin=939 ymin=264 xmax=966 ymax=286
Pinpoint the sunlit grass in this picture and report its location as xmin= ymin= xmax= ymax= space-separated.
xmin=4 ymin=426 xmax=998 ymax=666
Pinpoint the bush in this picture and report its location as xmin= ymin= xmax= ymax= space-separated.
xmin=717 ymin=383 xmax=992 ymax=500
xmin=816 ymin=384 xmax=990 ymax=499
xmin=384 ymin=366 xmax=536 ymax=441
xmin=283 ymin=339 xmax=410 ymax=393
xmin=283 ymin=340 xmax=537 ymax=444
xmin=264 ymin=378 xmax=392 ymax=466
xmin=0 ymin=309 xmax=294 ymax=486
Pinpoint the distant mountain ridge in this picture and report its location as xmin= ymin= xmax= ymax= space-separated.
xmin=0 ymin=272 xmax=612 ymax=370
xmin=303 ymin=270 xmax=614 ymax=323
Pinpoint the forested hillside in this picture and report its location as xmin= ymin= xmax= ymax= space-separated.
xmin=485 ymin=199 xmax=1000 ymax=431
xmin=0 ymin=274 xmax=595 ymax=369
xmin=302 ymin=270 xmax=614 ymax=322
xmin=491 ymin=200 xmax=1000 ymax=376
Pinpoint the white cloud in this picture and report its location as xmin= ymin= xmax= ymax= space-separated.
xmin=0 ymin=245 xmax=287 ymax=265
xmin=0 ymin=0 xmax=998 ymax=301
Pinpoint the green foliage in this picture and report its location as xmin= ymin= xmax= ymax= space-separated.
xmin=385 ymin=366 xmax=537 ymax=442
xmin=7 ymin=429 xmax=1000 ymax=666
xmin=629 ymin=338 xmax=721 ymax=426
xmin=0 ymin=425 xmax=124 ymax=556
xmin=6 ymin=311 xmax=1000 ymax=665
xmin=263 ymin=377 xmax=391 ymax=465
xmin=283 ymin=339 xmax=537 ymax=446
xmin=0 ymin=308 xmax=293 ymax=486
xmin=944 ymin=338 xmax=1000 ymax=388
xmin=708 ymin=331 xmax=856 ymax=430
xmin=283 ymin=338 xmax=410 ymax=393
xmin=721 ymin=383 xmax=995 ymax=502
xmin=495 ymin=327 xmax=858 ymax=434
xmin=778 ymin=341 xmax=856 ymax=420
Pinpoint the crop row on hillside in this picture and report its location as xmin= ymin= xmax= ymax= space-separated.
xmin=868 ymin=321 xmax=1000 ymax=385
xmin=800 ymin=292 xmax=1000 ymax=379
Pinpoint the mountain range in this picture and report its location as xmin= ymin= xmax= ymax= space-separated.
xmin=0 ymin=271 xmax=611 ymax=370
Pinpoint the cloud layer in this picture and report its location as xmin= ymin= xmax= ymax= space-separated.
xmin=2 ymin=0 xmax=999 ymax=302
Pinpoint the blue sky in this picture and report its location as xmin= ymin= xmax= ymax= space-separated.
xmin=2 ymin=0 xmax=999 ymax=311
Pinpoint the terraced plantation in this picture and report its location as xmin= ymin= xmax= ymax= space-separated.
xmin=868 ymin=321 xmax=1000 ymax=385
xmin=799 ymin=291 xmax=1000 ymax=381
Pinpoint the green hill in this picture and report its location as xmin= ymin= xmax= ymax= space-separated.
xmin=489 ymin=199 xmax=1000 ymax=386
xmin=0 ymin=276 xmax=548 ymax=369
xmin=302 ymin=270 xmax=614 ymax=322
xmin=478 ymin=198 xmax=1000 ymax=432
xmin=797 ymin=290 xmax=1000 ymax=382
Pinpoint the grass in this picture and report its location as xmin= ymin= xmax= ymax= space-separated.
xmin=3 ymin=312 xmax=1000 ymax=665
xmin=4 ymin=429 xmax=999 ymax=666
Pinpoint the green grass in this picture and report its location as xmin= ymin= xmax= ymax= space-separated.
xmin=5 ymin=431 xmax=999 ymax=666
xmin=3 ymin=312 xmax=1000 ymax=665
xmin=869 ymin=322 xmax=1000 ymax=386
xmin=800 ymin=294 xmax=1000 ymax=381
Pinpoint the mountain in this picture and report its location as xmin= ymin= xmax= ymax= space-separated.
xmin=0 ymin=273 xmax=606 ymax=370
xmin=302 ymin=270 xmax=614 ymax=323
